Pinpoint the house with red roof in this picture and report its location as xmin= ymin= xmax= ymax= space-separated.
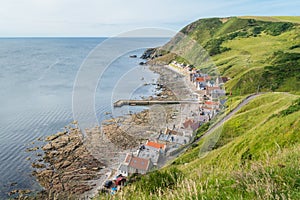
xmin=196 ymin=77 xmax=205 ymax=82
xmin=183 ymin=119 xmax=200 ymax=131
xmin=117 ymin=153 xmax=153 ymax=176
xmin=194 ymin=77 xmax=207 ymax=90
xmin=204 ymin=101 xmax=220 ymax=109
xmin=145 ymin=140 xmax=167 ymax=153
xmin=164 ymin=128 xmax=180 ymax=135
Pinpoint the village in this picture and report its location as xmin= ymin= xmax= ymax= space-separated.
xmin=103 ymin=61 xmax=229 ymax=194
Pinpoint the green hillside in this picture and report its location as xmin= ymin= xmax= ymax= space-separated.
xmin=108 ymin=92 xmax=300 ymax=200
xmin=148 ymin=16 xmax=300 ymax=95
xmin=95 ymin=17 xmax=300 ymax=200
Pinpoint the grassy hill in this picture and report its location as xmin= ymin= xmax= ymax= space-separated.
xmin=96 ymin=17 xmax=300 ymax=200
xmin=107 ymin=93 xmax=300 ymax=200
xmin=147 ymin=16 xmax=300 ymax=95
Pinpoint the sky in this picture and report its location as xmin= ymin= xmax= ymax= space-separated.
xmin=0 ymin=0 xmax=299 ymax=37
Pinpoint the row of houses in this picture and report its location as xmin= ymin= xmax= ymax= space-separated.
xmin=117 ymin=126 xmax=194 ymax=177
xmin=170 ymin=61 xmax=193 ymax=72
xmin=191 ymin=74 xmax=228 ymax=100
xmin=116 ymin=63 xmax=229 ymax=178
xmin=171 ymin=60 xmax=228 ymax=98
xmin=172 ymin=62 xmax=228 ymax=120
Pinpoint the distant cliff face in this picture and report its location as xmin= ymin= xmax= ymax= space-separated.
xmin=140 ymin=48 xmax=157 ymax=59
xmin=144 ymin=17 xmax=300 ymax=95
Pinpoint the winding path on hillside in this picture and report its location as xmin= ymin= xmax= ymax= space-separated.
xmin=201 ymin=93 xmax=262 ymax=139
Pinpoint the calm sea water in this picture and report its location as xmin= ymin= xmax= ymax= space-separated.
xmin=0 ymin=37 xmax=168 ymax=198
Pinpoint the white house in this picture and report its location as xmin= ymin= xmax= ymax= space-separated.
xmin=158 ymin=133 xmax=190 ymax=145
xmin=137 ymin=145 xmax=162 ymax=166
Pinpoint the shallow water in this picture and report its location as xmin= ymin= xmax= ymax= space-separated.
xmin=0 ymin=37 xmax=168 ymax=198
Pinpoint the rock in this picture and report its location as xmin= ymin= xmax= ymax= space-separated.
xmin=56 ymin=131 xmax=67 ymax=137
xmin=45 ymin=131 xmax=67 ymax=142
xmin=19 ymin=189 xmax=31 ymax=195
xmin=38 ymin=169 xmax=53 ymax=178
xmin=45 ymin=134 xmax=59 ymax=142
xmin=31 ymin=162 xmax=46 ymax=169
xmin=30 ymin=126 xmax=107 ymax=197
xmin=8 ymin=189 xmax=31 ymax=196
xmin=25 ymin=147 xmax=39 ymax=152
xmin=42 ymin=143 xmax=53 ymax=151
xmin=54 ymin=162 xmax=62 ymax=169
xmin=62 ymin=160 xmax=72 ymax=168
xmin=10 ymin=182 xmax=17 ymax=186
xmin=8 ymin=189 xmax=18 ymax=196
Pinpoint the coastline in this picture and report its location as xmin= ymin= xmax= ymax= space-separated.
xmin=20 ymin=63 xmax=203 ymax=199
xmin=89 ymin=64 xmax=204 ymax=198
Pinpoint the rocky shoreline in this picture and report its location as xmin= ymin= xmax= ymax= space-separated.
xmin=14 ymin=123 xmax=107 ymax=199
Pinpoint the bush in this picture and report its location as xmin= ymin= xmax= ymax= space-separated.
xmin=279 ymin=98 xmax=300 ymax=116
xmin=264 ymin=22 xmax=294 ymax=36
xmin=194 ymin=122 xmax=211 ymax=141
xmin=289 ymin=44 xmax=300 ymax=50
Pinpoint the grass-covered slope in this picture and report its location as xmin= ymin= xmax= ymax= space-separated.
xmin=110 ymin=93 xmax=300 ymax=200
xmin=150 ymin=17 xmax=300 ymax=95
xmin=95 ymin=17 xmax=300 ymax=200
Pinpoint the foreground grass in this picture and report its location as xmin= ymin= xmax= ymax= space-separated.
xmin=117 ymin=146 xmax=300 ymax=200
xmin=97 ymin=93 xmax=300 ymax=199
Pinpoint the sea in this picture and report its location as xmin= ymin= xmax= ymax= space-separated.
xmin=0 ymin=37 xmax=169 ymax=198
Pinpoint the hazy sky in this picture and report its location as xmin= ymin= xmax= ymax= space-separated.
xmin=0 ymin=0 xmax=299 ymax=37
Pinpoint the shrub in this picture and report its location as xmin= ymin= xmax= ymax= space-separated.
xmin=194 ymin=122 xmax=211 ymax=140
xmin=279 ymin=98 xmax=300 ymax=116
xmin=264 ymin=22 xmax=294 ymax=36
